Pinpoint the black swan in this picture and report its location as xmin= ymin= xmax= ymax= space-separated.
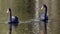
xmin=40 ymin=4 xmax=48 ymax=23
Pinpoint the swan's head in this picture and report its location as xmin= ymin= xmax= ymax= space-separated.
xmin=41 ymin=4 xmax=47 ymax=10
xmin=7 ymin=8 xmax=11 ymax=13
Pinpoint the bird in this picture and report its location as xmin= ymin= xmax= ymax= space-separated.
xmin=39 ymin=4 xmax=48 ymax=23
xmin=7 ymin=8 xmax=19 ymax=28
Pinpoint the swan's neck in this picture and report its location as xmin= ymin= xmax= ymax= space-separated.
xmin=9 ymin=11 xmax=12 ymax=22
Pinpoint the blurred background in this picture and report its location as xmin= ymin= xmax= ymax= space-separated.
xmin=0 ymin=0 xmax=60 ymax=34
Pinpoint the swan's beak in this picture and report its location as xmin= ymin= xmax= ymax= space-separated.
xmin=41 ymin=5 xmax=44 ymax=10
xmin=6 ymin=9 xmax=9 ymax=13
